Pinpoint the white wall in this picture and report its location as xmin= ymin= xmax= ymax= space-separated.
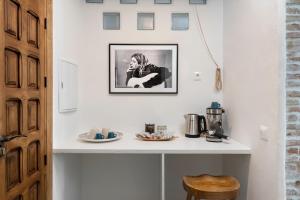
xmin=223 ymin=0 xmax=285 ymax=199
xmin=53 ymin=1 xmax=225 ymax=200
xmin=53 ymin=155 xmax=81 ymax=200
xmin=53 ymin=0 xmax=224 ymax=142
xmin=54 ymin=0 xmax=290 ymax=200
xmin=53 ymin=1 xmax=85 ymax=199
xmin=53 ymin=0 xmax=85 ymax=145
xmin=54 ymin=0 xmax=287 ymax=200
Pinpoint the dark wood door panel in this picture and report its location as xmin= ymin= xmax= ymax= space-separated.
xmin=28 ymin=182 xmax=39 ymax=200
xmin=6 ymin=148 xmax=22 ymax=191
xmin=27 ymin=55 xmax=39 ymax=89
xmin=27 ymin=11 xmax=39 ymax=49
xmin=6 ymin=99 xmax=22 ymax=136
xmin=4 ymin=0 xmax=21 ymax=39
xmin=1 ymin=0 xmax=49 ymax=200
xmin=5 ymin=48 xmax=41 ymax=92
xmin=27 ymin=140 xmax=39 ymax=176
xmin=11 ymin=195 xmax=23 ymax=200
xmin=5 ymin=48 xmax=21 ymax=88
xmin=27 ymin=99 xmax=39 ymax=133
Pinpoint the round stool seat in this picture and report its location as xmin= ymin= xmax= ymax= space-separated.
xmin=183 ymin=174 xmax=240 ymax=200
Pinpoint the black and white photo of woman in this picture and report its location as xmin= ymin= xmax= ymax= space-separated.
xmin=125 ymin=53 xmax=172 ymax=88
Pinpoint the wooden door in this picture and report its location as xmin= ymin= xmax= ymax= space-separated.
xmin=0 ymin=0 xmax=52 ymax=200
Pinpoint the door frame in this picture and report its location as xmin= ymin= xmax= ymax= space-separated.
xmin=46 ymin=0 xmax=53 ymax=199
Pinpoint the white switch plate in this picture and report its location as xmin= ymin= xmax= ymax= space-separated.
xmin=259 ymin=125 xmax=269 ymax=142
xmin=194 ymin=72 xmax=201 ymax=81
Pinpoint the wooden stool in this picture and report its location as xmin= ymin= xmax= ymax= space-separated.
xmin=183 ymin=174 xmax=240 ymax=200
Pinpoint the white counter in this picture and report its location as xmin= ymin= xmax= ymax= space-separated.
xmin=53 ymin=134 xmax=251 ymax=154
xmin=53 ymin=134 xmax=251 ymax=200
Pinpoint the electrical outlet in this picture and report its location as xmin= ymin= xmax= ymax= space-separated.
xmin=194 ymin=72 xmax=201 ymax=81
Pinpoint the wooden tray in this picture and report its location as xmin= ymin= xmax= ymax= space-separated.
xmin=136 ymin=133 xmax=176 ymax=141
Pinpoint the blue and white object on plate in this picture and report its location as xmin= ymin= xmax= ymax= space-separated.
xmin=78 ymin=131 xmax=123 ymax=143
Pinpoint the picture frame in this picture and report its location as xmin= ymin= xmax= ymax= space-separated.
xmin=109 ymin=44 xmax=178 ymax=94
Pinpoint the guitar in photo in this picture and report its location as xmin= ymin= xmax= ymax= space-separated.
xmin=127 ymin=73 xmax=165 ymax=88
xmin=125 ymin=53 xmax=171 ymax=88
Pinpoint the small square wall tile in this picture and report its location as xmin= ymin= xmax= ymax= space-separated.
xmin=120 ymin=0 xmax=137 ymax=4
xmin=189 ymin=0 xmax=207 ymax=4
xmin=86 ymin=0 xmax=103 ymax=3
xmin=172 ymin=13 xmax=189 ymax=31
xmin=137 ymin=13 xmax=155 ymax=30
xmin=103 ymin=13 xmax=120 ymax=30
xmin=154 ymin=0 xmax=171 ymax=4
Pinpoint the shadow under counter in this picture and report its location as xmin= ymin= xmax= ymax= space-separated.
xmin=53 ymin=154 xmax=250 ymax=200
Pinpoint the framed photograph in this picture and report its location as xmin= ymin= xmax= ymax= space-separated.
xmin=109 ymin=44 xmax=178 ymax=94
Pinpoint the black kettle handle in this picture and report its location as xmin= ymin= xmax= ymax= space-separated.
xmin=198 ymin=115 xmax=207 ymax=133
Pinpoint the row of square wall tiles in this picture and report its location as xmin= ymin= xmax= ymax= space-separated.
xmin=87 ymin=0 xmax=206 ymax=5
xmin=103 ymin=12 xmax=190 ymax=30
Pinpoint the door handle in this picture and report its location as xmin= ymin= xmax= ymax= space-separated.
xmin=0 ymin=135 xmax=27 ymax=157
xmin=0 ymin=134 xmax=27 ymax=143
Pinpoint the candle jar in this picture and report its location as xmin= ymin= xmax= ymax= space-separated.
xmin=157 ymin=125 xmax=167 ymax=134
xmin=145 ymin=124 xmax=155 ymax=134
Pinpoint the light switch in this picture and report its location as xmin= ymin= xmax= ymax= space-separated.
xmin=259 ymin=125 xmax=269 ymax=142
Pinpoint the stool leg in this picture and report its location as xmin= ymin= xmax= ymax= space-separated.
xmin=196 ymin=194 xmax=201 ymax=200
xmin=186 ymin=192 xmax=192 ymax=200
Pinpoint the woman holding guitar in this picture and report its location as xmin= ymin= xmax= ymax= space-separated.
xmin=126 ymin=53 xmax=171 ymax=88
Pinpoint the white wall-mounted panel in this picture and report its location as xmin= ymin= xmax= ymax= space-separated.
xmin=59 ymin=59 xmax=78 ymax=112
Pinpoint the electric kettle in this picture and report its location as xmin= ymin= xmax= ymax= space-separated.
xmin=184 ymin=114 xmax=207 ymax=138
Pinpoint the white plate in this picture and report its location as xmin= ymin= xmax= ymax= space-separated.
xmin=78 ymin=132 xmax=123 ymax=143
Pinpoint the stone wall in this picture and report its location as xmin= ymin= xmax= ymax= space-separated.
xmin=287 ymin=0 xmax=300 ymax=199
